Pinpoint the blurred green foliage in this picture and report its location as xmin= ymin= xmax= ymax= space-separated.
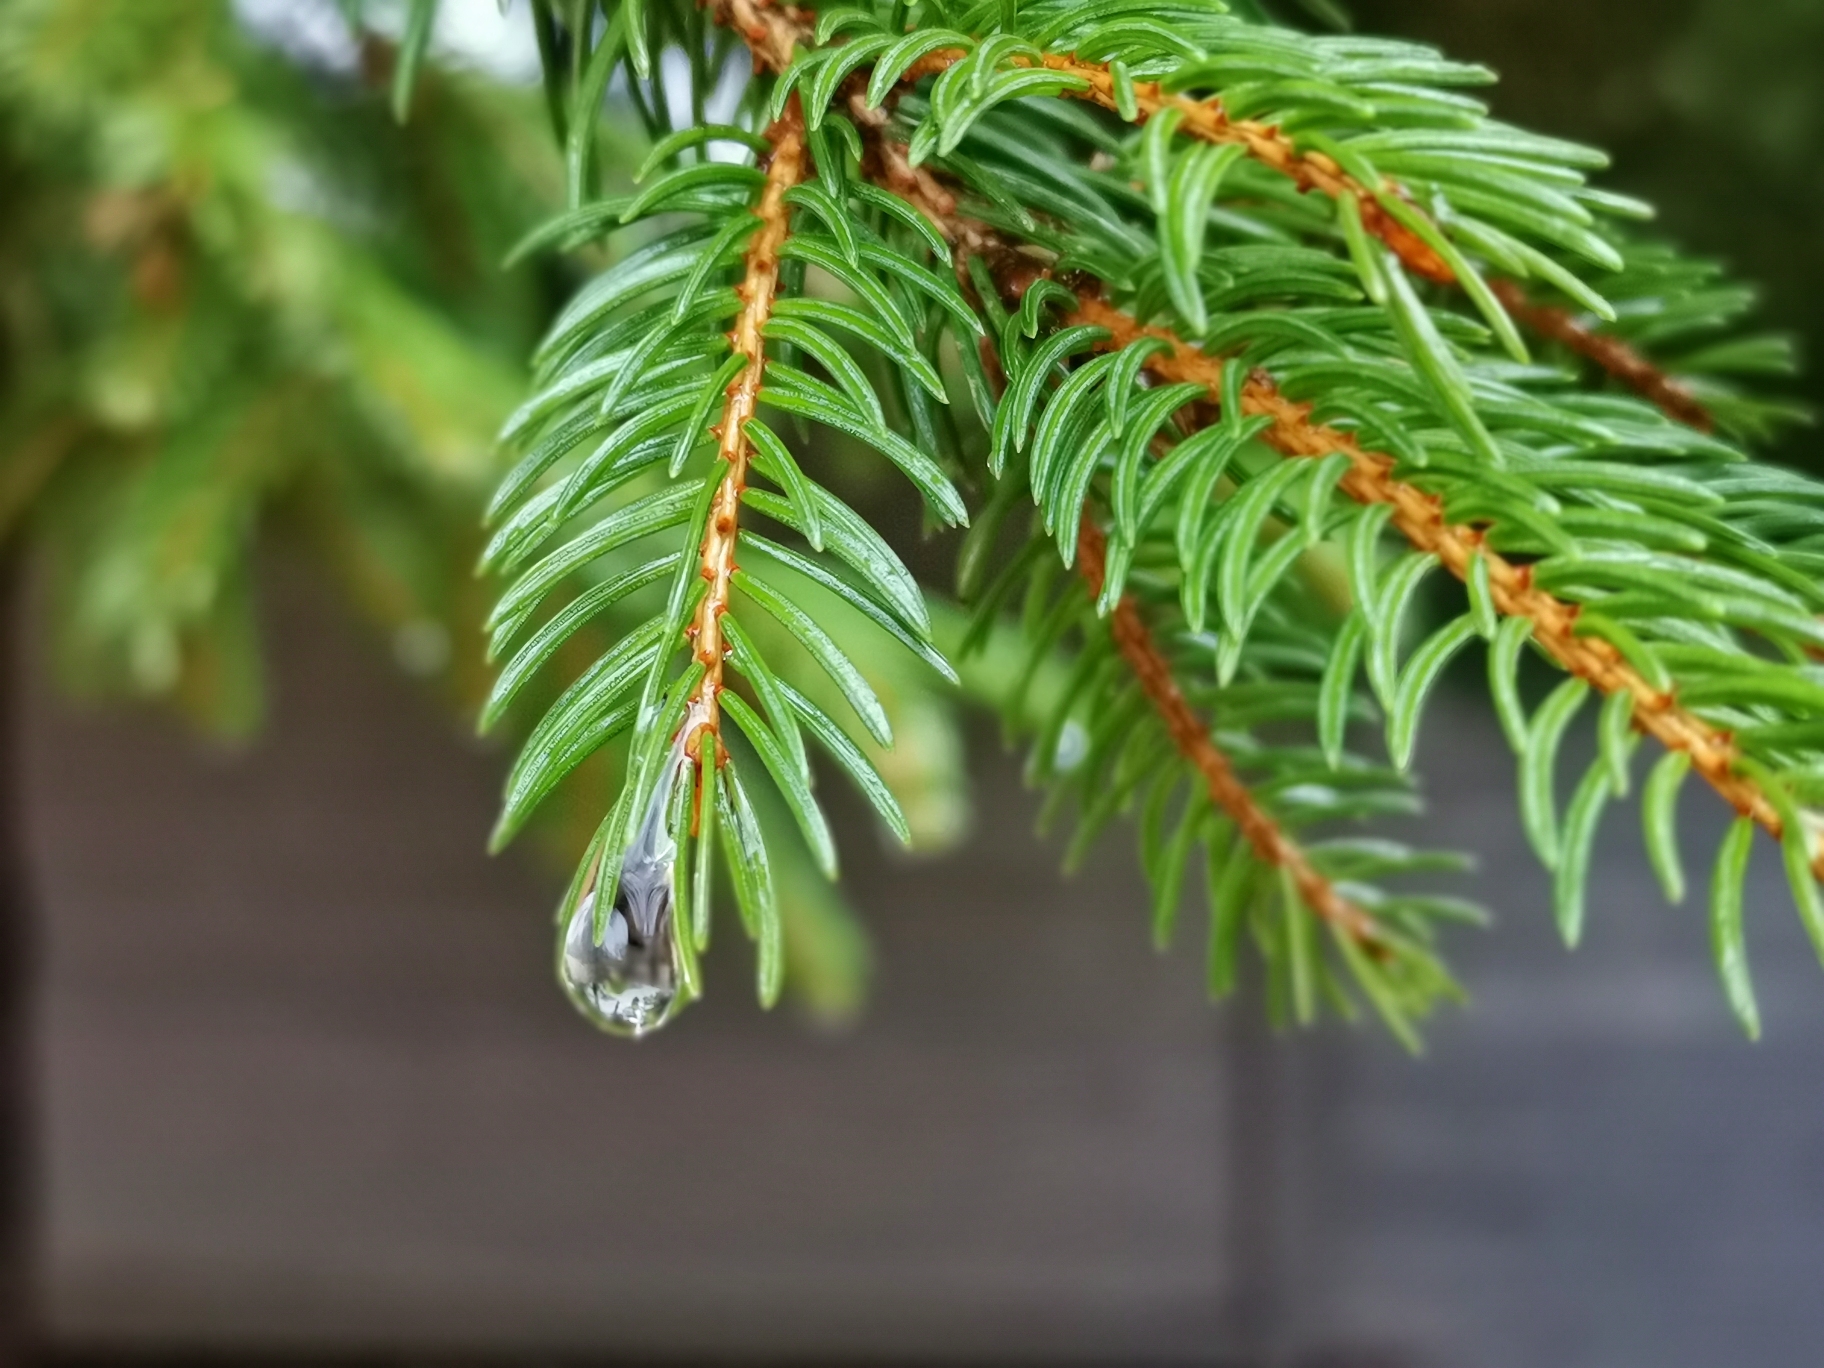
xmin=1356 ymin=0 xmax=1824 ymax=452
xmin=0 ymin=0 xmax=563 ymax=730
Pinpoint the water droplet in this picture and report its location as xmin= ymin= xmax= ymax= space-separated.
xmin=559 ymin=741 xmax=690 ymax=1037
xmin=1052 ymin=718 xmax=1089 ymax=773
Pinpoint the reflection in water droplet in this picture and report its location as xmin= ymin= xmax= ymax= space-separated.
xmin=1053 ymin=718 xmax=1089 ymax=774
xmin=560 ymin=740 xmax=689 ymax=1037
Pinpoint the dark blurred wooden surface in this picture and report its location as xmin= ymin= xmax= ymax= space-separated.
xmin=0 ymin=555 xmax=31 ymax=1367
xmin=18 ymin=561 xmax=1824 ymax=1367
xmin=22 ymin=562 xmax=1237 ymax=1362
xmin=1284 ymin=699 xmax=1824 ymax=1368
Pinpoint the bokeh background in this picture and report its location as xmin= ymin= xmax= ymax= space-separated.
xmin=3 ymin=1 xmax=1823 ymax=1364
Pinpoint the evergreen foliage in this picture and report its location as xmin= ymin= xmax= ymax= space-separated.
xmin=0 ymin=0 xmax=554 ymax=731
xmin=0 ymin=0 xmax=954 ymax=1023
xmin=479 ymin=0 xmax=1824 ymax=1042
xmin=7 ymin=1 xmax=1823 ymax=1045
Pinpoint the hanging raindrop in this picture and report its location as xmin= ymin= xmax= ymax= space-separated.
xmin=560 ymin=738 xmax=691 ymax=1037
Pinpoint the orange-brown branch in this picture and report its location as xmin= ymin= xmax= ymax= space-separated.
xmin=830 ymin=102 xmax=1800 ymax=887
xmin=1490 ymin=279 xmax=1713 ymax=431
xmin=1021 ymin=53 xmax=1455 ymax=284
xmin=843 ymin=123 xmax=1385 ymax=948
xmin=681 ymin=96 xmax=807 ymax=758
xmin=704 ymin=0 xmax=812 ymax=74
xmin=1076 ymin=519 xmax=1387 ymax=948
xmin=702 ymin=0 xmax=1735 ymax=435
xmin=692 ymin=8 xmax=1391 ymax=950
xmin=1065 ymin=293 xmax=1820 ymax=876
xmin=697 ymin=2 xmax=1453 ymax=283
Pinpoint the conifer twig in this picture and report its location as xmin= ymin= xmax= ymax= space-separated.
xmin=1066 ymin=293 xmax=1821 ymax=876
xmin=499 ymin=0 xmax=1824 ymax=1033
xmin=701 ymin=3 xmax=1453 ymax=282
xmin=1490 ymin=278 xmax=1714 ymax=430
xmin=681 ymin=95 xmax=807 ymax=760
xmin=705 ymin=0 xmax=809 ymax=75
xmin=1075 ymin=519 xmax=1388 ymax=950
xmin=828 ymin=108 xmax=1811 ymax=892
xmin=1020 ymin=54 xmax=1455 ymax=284
xmin=839 ymin=122 xmax=1388 ymax=953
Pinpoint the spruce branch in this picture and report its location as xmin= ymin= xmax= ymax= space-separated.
xmin=849 ymin=105 xmax=1438 ymax=1008
xmin=493 ymin=0 xmax=1824 ymax=1037
xmin=1491 ymin=278 xmax=1714 ymax=431
xmin=1019 ymin=54 xmax=1456 ymax=285
xmin=682 ymin=95 xmax=809 ymax=764
xmin=1064 ymin=292 xmax=1824 ymax=879
xmin=1075 ymin=518 xmax=1387 ymax=952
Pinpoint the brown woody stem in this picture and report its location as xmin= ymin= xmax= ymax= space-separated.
xmin=705 ymin=0 xmax=810 ymax=75
xmin=1020 ymin=53 xmax=1456 ymax=284
xmin=1065 ymin=293 xmax=1820 ymax=877
xmin=699 ymin=0 xmax=1451 ymax=282
xmin=1076 ymin=519 xmax=1387 ymax=948
xmin=833 ymin=92 xmax=1388 ymax=949
xmin=702 ymin=0 xmax=1720 ymax=435
xmin=681 ymin=94 xmax=807 ymax=759
xmin=1490 ymin=279 xmax=1714 ymax=431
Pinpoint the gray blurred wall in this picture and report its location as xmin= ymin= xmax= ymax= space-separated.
xmin=20 ymin=553 xmax=1824 ymax=1367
